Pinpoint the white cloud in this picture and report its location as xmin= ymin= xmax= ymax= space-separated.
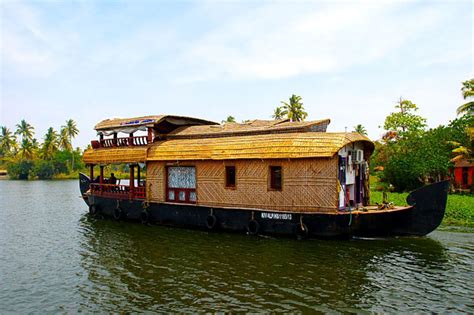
xmin=0 ymin=2 xmax=60 ymax=77
xmin=175 ymin=2 xmax=446 ymax=82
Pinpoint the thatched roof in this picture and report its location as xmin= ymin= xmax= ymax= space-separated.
xmin=83 ymin=147 xmax=148 ymax=164
xmin=94 ymin=115 xmax=218 ymax=132
xmin=453 ymin=157 xmax=473 ymax=168
xmin=147 ymin=132 xmax=373 ymax=161
xmin=167 ymin=119 xmax=330 ymax=139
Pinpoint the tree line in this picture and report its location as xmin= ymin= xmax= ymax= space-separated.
xmin=0 ymin=119 xmax=82 ymax=179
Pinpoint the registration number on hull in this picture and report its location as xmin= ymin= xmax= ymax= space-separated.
xmin=261 ymin=212 xmax=292 ymax=220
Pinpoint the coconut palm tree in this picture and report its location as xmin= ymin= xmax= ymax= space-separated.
xmin=280 ymin=94 xmax=308 ymax=122
xmin=15 ymin=119 xmax=34 ymax=142
xmin=272 ymin=107 xmax=285 ymax=120
xmin=0 ymin=126 xmax=17 ymax=156
xmin=59 ymin=126 xmax=72 ymax=151
xmin=18 ymin=139 xmax=35 ymax=160
xmin=353 ymin=124 xmax=367 ymax=136
xmin=41 ymin=127 xmax=59 ymax=160
xmin=222 ymin=116 xmax=236 ymax=124
xmin=63 ymin=119 xmax=79 ymax=169
xmin=457 ymin=78 xmax=474 ymax=116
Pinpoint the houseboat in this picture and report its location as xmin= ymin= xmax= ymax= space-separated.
xmin=80 ymin=115 xmax=449 ymax=238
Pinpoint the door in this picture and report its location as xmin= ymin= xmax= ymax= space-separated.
xmin=166 ymin=166 xmax=197 ymax=203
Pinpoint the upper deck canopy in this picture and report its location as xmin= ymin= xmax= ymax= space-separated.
xmin=147 ymin=132 xmax=374 ymax=161
xmin=167 ymin=119 xmax=330 ymax=139
xmin=95 ymin=115 xmax=218 ymax=135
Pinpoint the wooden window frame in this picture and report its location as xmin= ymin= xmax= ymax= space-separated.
xmin=269 ymin=165 xmax=283 ymax=191
xmin=225 ymin=165 xmax=236 ymax=189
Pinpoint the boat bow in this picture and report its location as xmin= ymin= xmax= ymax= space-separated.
xmin=394 ymin=180 xmax=449 ymax=236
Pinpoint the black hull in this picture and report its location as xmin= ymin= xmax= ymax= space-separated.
xmin=79 ymin=174 xmax=449 ymax=239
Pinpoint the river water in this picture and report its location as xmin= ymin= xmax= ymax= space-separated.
xmin=0 ymin=180 xmax=473 ymax=313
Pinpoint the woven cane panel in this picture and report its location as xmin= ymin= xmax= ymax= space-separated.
xmin=146 ymin=161 xmax=165 ymax=202
xmin=146 ymin=158 xmax=338 ymax=212
xmin=194 ymin=158 xmax=337 ymax=213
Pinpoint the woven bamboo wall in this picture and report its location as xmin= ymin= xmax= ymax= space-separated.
xmin=146 ymin=157 xmax=338 ymax=213
xmin=146 ymin=161 xmax=166 ymax=202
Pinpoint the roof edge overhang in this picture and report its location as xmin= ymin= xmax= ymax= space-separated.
xmin=83 ymin=147 xmax=148 ymax=165
xmin=94 ymin=115 xmax=218 ymax=135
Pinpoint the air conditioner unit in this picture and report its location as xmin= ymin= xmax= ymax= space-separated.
xmin=354 ymin=149 xmax=364 ymax=164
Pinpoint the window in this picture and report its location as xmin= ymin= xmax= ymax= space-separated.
xmin=270 ymin=166 xmax=282 ymax=190
xmin=225 ymin=166 xmax=236 ymax=188
xmin=166 ymin=166 xmax=196 ymax=203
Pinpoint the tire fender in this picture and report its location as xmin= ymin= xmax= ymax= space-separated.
xmin=247 ymin=220 xmax=260 ymax=235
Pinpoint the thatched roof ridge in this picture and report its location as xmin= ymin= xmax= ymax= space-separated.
xmin=147 ymin=132 xmax=373 ymax=161
xmin=167 ymin=119 xmax=331 ymax=139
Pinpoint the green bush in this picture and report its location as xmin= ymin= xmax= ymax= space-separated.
xmin=33 ymin=160 xmax=55 ymax=179
xmin=7 ymin=160 xmax=34 ymax=179
xmin=383 ymin=152 xmax=424 ymax=191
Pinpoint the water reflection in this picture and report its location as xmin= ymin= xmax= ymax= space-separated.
xmin=77 ymin=215 xmax=464 ymax=313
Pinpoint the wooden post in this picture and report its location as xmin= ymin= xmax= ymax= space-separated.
xmin=99 ymin=134 xmax=104 ymax=147
xmin=147 ymin=128 xmax=153 ymax=144
xmin=129 ymin=133 xmax=134 ymax=146
xmin=113 ymin=132 xmax=117 ymax=147
xmin=130 ymin=165 xmax=135 ymax=199
xmin=137 ymin=164 xmax=141 ymax=186
xmin=100 ymin=165 xmax=104 ymax=193
xmin=89 ymin=165 xmax=94 ymax=181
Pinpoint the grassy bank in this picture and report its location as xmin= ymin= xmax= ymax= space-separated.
xmin=371 ymin=190 xmax=474 ymax=228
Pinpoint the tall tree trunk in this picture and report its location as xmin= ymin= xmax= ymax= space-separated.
xmin=71 ymin=135 xmax=74 ymax=171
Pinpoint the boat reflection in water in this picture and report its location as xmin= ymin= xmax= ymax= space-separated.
xmin=76 ymin=215 xmax=467 ymax=313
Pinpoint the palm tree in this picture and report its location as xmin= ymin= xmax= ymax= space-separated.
xmin=272 ymin=107 xmax=285 ymax=120
xmin=18 ymin=139 xmax=35 ymax=160
xmin=222 ymin=116 xmax=236 ymax=124
xmin=59 ymin=126 xmax=72 ymax=151
xmin=353 ymin=124 xmax=368 ymax=136
xmin=0 ymin=126 xmax=17 ymax=156
xmin=15 ymin=119 xmax=34 ymax=142
xmin=457 ymin=78 xmax=474 ymax=116
xmin=41 ymin=127 xmax=59 ymax=160
xmin=280 ymin=94 xmax=308 ymax=122
xmin=63 ymin=119 xmax=79 ymax=170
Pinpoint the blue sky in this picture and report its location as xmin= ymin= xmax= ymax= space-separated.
xmin=1 ymin=0 xmax=472 ymax=149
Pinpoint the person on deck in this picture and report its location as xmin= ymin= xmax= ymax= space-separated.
xmin=109 ymin=173 xmax=117 ymax=185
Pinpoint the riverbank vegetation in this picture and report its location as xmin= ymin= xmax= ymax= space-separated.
xmin=0 ymin=119 xmax=84 ymax=179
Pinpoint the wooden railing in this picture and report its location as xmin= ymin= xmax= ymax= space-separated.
xmin=91 ymin=135 xmax=150 ymax=148
xmin=90 ymin=183 xmax=146 ymax=200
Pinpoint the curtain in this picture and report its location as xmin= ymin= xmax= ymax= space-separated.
xmin=168 ymin=167 xmax=196 ymax=189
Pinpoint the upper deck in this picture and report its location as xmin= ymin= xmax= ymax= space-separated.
xmin=91 ymin=115 xmax=219 ymax=149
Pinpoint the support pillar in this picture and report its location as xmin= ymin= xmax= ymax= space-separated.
xmin=129 ymin=133 xmax=134 ymax=146
xmin=130 ymin=165 xmax=135 ymax=199
xmin=147 ymin=128 xmax=153 ymax=144
xmin=137 ymin=165 xmax=141 ymax=186
xmin=113 ymin=132 xmax=117 ymax=147
xmin=100 ymin=165 xmax=104 ymax=193
xmin=89 ymin=165 xmax=94 ymax=182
